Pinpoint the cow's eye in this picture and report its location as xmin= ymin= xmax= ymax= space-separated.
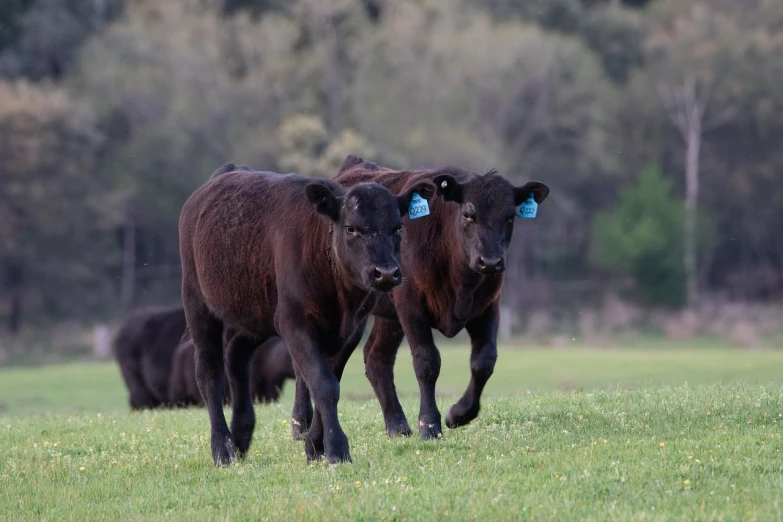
xmin=462 ymin=212 xmax=475 ymax=223
xmin=345 ymin=226 xmax=356 ymax=235
xmin=507 ymin=216 xmax=515 ymax=224
xmin=393 ymin=225 xmax=403 ymax=235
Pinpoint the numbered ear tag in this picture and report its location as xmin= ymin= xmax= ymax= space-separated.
xmin=518 ymin=193 xmax=538 ymax=219
xmin=408 ymin=192 xmax=430 ymax=220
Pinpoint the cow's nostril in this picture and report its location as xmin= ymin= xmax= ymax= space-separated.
xmin=373 ymin=267 xmax=383 ymax=280
xmin=393 ymin=267 xmax=401 ymax=279
xmin=479 ymin=256 xmax=502 ymax=271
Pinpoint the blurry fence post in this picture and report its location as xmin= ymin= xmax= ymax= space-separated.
xmin=0 ymin=337 xmax=7 ymax=365
xmin=499 ymin=306 xmax=512 ymax=343
xmin=93 ymin=324 xmax=111 ymax=360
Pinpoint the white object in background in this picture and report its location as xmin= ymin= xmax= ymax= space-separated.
xmin=93 ymin=324 xmax=111 ymax=359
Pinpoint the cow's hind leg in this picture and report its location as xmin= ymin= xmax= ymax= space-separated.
xmin=291 ymin=364 xmax=313 ymax=441
xmin=445 ymin=302 xmax=499 ymax=429
xmin=363 ymin=317 xmax=411 ymax=437
xmin=185 ymin=289 xmax=235 ymax=465
xmin=225 ymin=332 xmax=260 ymax=458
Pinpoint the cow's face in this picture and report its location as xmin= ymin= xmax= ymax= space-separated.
xmin=433 ymin=171 xmax=549 ymax=275
xmin=306 ymin=181 xmax=435 ymax=291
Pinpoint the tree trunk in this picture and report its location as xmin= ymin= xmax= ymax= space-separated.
xmin=321 ymin=14 xmax=341 ymax=138
xmin=5 ymin=261 xmax=23 ymax=336
xmin=121 ymin=212 xmax=136 ymax=312
xmin=684 ymin=118 xmax=701 ymax=309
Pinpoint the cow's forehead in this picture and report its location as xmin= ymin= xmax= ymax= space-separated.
xmin=464 ymin=174 xmax=515 ymax=209
xmin=343 ymin=185 xmax=399 ymax=225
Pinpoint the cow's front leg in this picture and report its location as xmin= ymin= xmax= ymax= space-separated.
xmin=304 ymin=328 xmax=364 ymax=461
xmin=398 ymin=313 xmax=442 ymax=440
xmin=445 ymin=301 xmax=499 ymax=429
xmin=280 ymin=315 xmax=350 ymax=464
xmin=363 ymin=316 xmax=411 ymax=437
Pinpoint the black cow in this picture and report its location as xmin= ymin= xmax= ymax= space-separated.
xmin=320 ymin=155 xmax=550 ymax=439
xmin=113 ymin=306 xmax=186 ymax=410
xmin=178 ymin=163 xmax=435 ymax=464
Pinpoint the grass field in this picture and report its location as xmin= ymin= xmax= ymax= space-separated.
xmin=2 ymin=344 xmax=783 ymax=520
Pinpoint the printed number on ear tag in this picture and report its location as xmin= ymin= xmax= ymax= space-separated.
xmin=408 ymin=192 xmax=430 ymax=220
xmin=518 ymin=193 xmax=538 ymax=219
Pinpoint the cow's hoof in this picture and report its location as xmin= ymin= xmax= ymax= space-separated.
xmin=418 ymin=419 xmax=443 ymax=440
xmin=324 ymin=433 xmax=352 ymax=464
xmin=325 ymin=450 xmax=352 ymax=465
xmin=211 ymin=434 xmax=237 ymax=466
xmin=445 ymin=402 xmax=479 ymax=429
xmin=386 ymin=422 xmax=413 ymax=438
xmin=291 ymin=418 xmax=309 ymax=441
xmin=305 ymin=432 xmax=325 ymax=462
xmin=231 ymin=423 xmax=255 ymax=457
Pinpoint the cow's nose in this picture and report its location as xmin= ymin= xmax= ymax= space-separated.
xmin=371 ymin=265 xmax=402 ymax=289
xmin=477 ymin=256 xmax=504 ymax=273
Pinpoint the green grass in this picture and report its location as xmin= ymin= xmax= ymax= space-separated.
xmin=1 ymin=345 xmax=783 ymax=520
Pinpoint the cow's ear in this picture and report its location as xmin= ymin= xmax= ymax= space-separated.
xmin=337 ymin=154 xmax=365 ymax=174
xmin=433 ymin=174 xmax=462 ymax=203
xmin=397 ymin=182 xmax=435 ymax=216
xmin=306 ymin=182 xmax=343 ymax=221
xmin=514 ymin=181 xmax=550 ymax=205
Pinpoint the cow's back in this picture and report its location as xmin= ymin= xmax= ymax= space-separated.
xmin=179 ymin=170 xmax=333 ymax=334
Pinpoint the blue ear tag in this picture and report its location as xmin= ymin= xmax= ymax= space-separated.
xmin=408 ymin=192 xmax=430 ymax=220
xmin=518 ymin=193 xmax=538 ymax=219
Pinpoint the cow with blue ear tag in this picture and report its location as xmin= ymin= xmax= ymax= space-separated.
xmin=286 ymin=154 xmax=550 ymax=442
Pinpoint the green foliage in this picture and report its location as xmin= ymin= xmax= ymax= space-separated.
xmin=0 ymin=0 xmax=782 ymax=327
xmin=591 ymin=165 xmax=686 ymax=307
xmin=0 ymin=0 xmax=34 ymax=52
xmin=278 ymin=115 xmax=376 ymax=177
xmin=0 ymin=0 xmax=123 ymax=81
xmin=0 ymin=80 xmax=120 ymax=322
xmin=580 ymin=3 xmax=645 ymax=83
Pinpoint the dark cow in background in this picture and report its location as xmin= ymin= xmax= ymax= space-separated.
xmin=113 ymin=306 xmax=186 ymax=410
xmin=179 ymin=162 xmax=435 ymax=464
xmin=168 ymin=336 xmax=203 ymax=407
xmin=325 ymin=154 xmax=549 ymax=440
xmin=114 ymin=306 xmax=295 ymax=410
xmin=169 ymin=334 xmax=295 ymax=407
xmin=249 ymin=337 xmax=296 ymax=403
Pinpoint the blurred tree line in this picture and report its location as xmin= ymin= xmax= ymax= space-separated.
xmin=1 ymin=0 xmax=781 ymax=334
